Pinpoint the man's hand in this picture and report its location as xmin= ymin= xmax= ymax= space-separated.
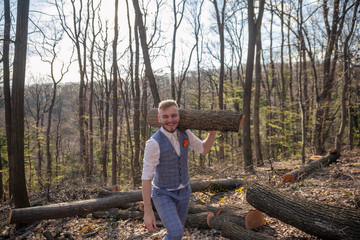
xmin=202 ymin=131 xmax=217 ymax=155
xmin=144 ymin=209 xmax=157 ymax=232
xmin=142 ymin=180 xmax=157 ymax=232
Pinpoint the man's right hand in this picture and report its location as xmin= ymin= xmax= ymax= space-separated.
xmin=144 ymin=209 xmax=157 ymax=232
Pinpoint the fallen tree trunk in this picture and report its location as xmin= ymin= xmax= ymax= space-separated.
xmin=221 ymin=221 xmax=274 ymax=240
xmin=246 ymin=182 xmax=360 ymax=240
xmin=147 ymin=108 xmax=244 ymax=132
xmin=282 ymin=149 xmax=340 ymax=183
xmin=10 ymin=179 xmax=242 ymax=223
xmin=97 ymin=179 xmax=243 ymax=199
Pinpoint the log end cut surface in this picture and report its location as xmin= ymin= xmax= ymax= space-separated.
xmin=245 ymin=209 xmax=264 ymax=229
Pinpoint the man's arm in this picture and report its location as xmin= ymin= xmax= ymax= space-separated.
xmin=142 ymin=180 xmax=157 ymax=232
xmin=202 ymin=131 xmax=216 ymax=155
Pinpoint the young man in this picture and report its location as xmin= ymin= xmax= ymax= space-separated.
xmin=142 ymin=100 xmax=216 ymax=239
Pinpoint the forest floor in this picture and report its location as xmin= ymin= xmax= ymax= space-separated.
xmin=0 ymin=148 xmax=359 ymax=239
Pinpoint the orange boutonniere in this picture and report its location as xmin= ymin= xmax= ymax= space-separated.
xmin=183 ymin=139 xmax=189 ymax=147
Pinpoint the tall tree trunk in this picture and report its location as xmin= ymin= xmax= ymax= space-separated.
xmin=280 ymin=0 xmax=286 ymax=157
xmin=11 ymin=0 xmax=30 ymax=208
xmin=268 ymin=0 xmax=276 ymax=158
xmin=170 ymin=0 xmax=186 ymax=100
xmin=212 ymin=0 xmax=226 ymax=162
xmin=243 ymin=0 xmax=264 ymax=171
xmin=335 ymin=1 xmax=359 ymax=152
xmin=45 ymin=85 xmax=56 ymax=200
xmin=287 ymin=14 xmax=294 ymax=103
xmin=132 ymin=0 xmax=161 ymax=106
xmin=127 ymin=0 xmax=141 ymax=185
xmin=194 ymin=0 xmax=205 ymax=169
xmin=111 ymin=0 xmax=119 ymax=186
xmin=88 ymin=0 xmax=101 ymax=180
xmin=253 ymin=31 xmax=263 ymax=167
xmin=298 ymin=0 xmax=306 ymax=164
xmin=3 ymin=0 xmax=13 ymax=198
xmin=313 ymin=0 xmax=348 ymax=154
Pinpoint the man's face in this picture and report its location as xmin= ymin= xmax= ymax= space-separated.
xmin=158 ymin=105 xmax=180 ymax=133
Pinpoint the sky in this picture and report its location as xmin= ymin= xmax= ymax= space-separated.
xmin=14 ymin=0 xmax=305 ymax=85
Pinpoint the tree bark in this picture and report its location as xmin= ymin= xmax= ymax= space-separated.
xmin=335 ymin=1 xmax=359 ymax=152
xmin=253 ymin=30 xmax=263 ymax=167
xmin=282 ymin=149 xmax=340 ymax=183
xmin=3 ymin=0 xmax=13 ymax=198
xmin=11 ymin=0 xmax=31 ymax=208
xmin=111 ymin=0 xmax=119 ymax=186
xmin=147 ymin=108 xmax=244 ymax=132
xmin=246 ymin=182 xmax=360 ymax=240
xmin=9 ymin=179 xmax=242 ymax=223
xmin=243 ymin=0 xmax=265 ymax=171
xmin=221 ymin=221 xmax=274 ymax=240
xmin=313 ymin=0 xmax=348 ymax=154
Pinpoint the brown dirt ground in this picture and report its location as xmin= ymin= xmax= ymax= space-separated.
xmin=1 ymin=148 xmax=359 ymax=239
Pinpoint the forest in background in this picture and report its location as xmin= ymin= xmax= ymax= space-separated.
xmin=0 ymin=0 xmax=359 ymax=209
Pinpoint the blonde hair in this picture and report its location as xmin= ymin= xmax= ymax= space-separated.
xmin=158 ymin=99 xmax=178 ymax=113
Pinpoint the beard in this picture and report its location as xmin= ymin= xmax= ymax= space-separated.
xmin=163 ymin=122 xmax=178 ymax=133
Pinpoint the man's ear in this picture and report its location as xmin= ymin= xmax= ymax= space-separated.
xmin=158 ymin=115 xmax=161 ymax=123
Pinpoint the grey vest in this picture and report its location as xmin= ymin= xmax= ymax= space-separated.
xmin=152 ymin=129 xmax=190 ymax=189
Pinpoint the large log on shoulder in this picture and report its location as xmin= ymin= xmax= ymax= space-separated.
xmin=9 ymin=179 xmax=242 ymax=223
xmin=282 ymin=149 xmax=340 ymax=183
xmin=246 ymin=182 xmax=360 ymax=240
xmin=147 ymin=108 xmax=244 ymax=132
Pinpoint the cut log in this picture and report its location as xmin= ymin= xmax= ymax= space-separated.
xmin=9 ymin=190 xmax=143 ymax=224
xmin=282 ymin=149 xmax=340 ymax=183
xmin=221 ymin=221 xmax=274 ymax=240
xmin=92 ymin=208 xmax=159 ymax=221
xmin=185 ymin=205 xmax=264 ymax=230
xmin=246 ymin=182 xmax=360 ymax=240
xmin=190 ymin=178 xmax=243 ymax=192
xmin=147 ymin=108 xmax=244 ymax=132
xmin=9 ymin=179 xmax=242 ymax=223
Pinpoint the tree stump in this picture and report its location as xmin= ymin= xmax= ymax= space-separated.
xmin=246 ymin=182 xmax=360 ymax=240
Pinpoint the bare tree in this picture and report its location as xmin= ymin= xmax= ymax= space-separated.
xmin=126 ymin=0 xmax=141 ymax=185
xmin=243 ymin=0 xmax=264 ymax=171
xmin=335 ymin=1 xmax=359 ymax=152
xmin=25 ymin=81 xmax=50 ymax=187
xmin=2 ymin=0 xmax=13 ymax=198
xmin=34 ymin=26 xmax=73 ymax=199
xmin=132 ymin=0 xmax=161 ymax=106
xmin=313 ymin=0 xmax=349 ymax=154
xmin=55 ymin=0 xmax=91 ymax=180
xmin=298 ymin=0 xmax=306 ymax=164
xmin=88 ymin=0 xmax=102 ymax=180
xmin=211 ymin=0 xmax=227 ymax=162
xmin=94 ymin=21 xmax=111 ymax=185
xmin=170 ymin=0 xmax=187 ymax=100
xmin=253 ymin=31 xmax=263 ymax=167
xmin=10 ymin=0 xmax=31 ymax=208
xmin=111 ymin=0 xmax=119 ymax=186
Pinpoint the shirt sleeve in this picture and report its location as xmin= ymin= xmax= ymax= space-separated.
xmin=141 ymin=138 xmax=160 ymax=180
xmin=186 ymin=129 xmax=204 ymax=154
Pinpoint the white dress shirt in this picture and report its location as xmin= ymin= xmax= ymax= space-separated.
xmin=141 ymin=127 xmax=204 ymax=184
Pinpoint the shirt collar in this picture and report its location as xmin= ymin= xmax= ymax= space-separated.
xmin=160 ymin=126 xmax=178 ymax=140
